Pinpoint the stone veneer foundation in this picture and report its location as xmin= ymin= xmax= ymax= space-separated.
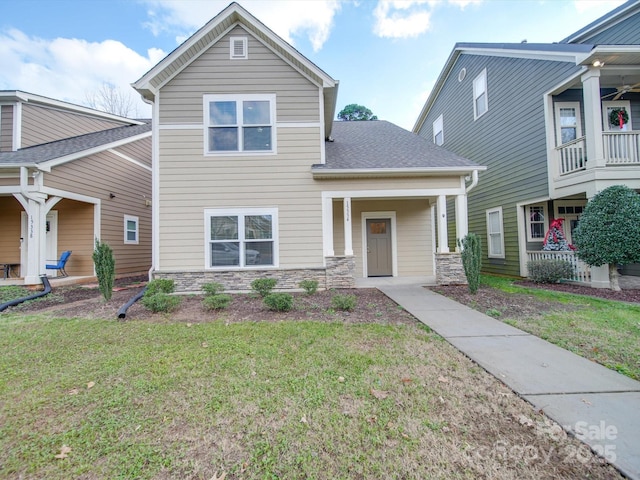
xmin=435 ymin=252 xmax=467 ymax=285
xmin=154 ymin=256 xmax=356 ymax=293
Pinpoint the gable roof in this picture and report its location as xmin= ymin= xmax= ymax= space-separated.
xmin=132 ymin=2 xmax=339 ymax=137
xmin=560 ymin=0 xmax=640 ymax=44
xmin=0 ymin=121 xmax=151 ymax=170
xmin=313 ymin=120 xmax=484 ymax=178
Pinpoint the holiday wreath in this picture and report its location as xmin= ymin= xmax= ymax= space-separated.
xmin=609 ymin=107 xmax=629 ymax=129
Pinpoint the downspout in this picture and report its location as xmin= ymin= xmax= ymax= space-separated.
xmin=0 ymin=275 xmax=51 ymax=312
xmin=465 ymin=169 xmax=479 ymax=194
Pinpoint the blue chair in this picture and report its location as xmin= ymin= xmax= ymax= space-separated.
xmin=46 ymin=250 xmax=72 ymax=277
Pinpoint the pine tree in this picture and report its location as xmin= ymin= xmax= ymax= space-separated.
xmin=542 ymin=218 xmax=574 ymax=252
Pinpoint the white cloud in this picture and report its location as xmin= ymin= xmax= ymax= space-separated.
xmin=372 ymin=0 xmax=480 ymax=39
xmin=0 ymin=29 xmax=163 ymax=116
xmin=142 ymin=0 xmax=342 ymax=52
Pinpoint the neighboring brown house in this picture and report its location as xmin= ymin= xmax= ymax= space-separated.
xmin=0 ymin=91 xmax=152 ymax=284
xmin=132 ymin=2 xmax=484 ymax=292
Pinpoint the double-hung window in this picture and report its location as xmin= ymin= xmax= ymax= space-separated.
xmin=205 ymin=208 xmax=278 ymax=268
xmin=124 ymin=215 xmax=139 ymax=245
xmin=433 ymin=114 xmax=444 ymax=146
xmin=473 ymin=69 xmax=488 ymax=120
xmin=486 ymin=207 xmax=504 ymax=258
xmin=204 ymin=94 xmax=276 ymax=154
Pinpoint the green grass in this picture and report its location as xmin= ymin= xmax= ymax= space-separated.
xmin=480 ymin=275 xmax=640 ymax=380
xmin=0 ymin=315 xmax=468 ymax=479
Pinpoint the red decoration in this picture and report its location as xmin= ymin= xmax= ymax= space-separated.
xmin=618 ymin=110 xmax=624 ymax=129
xmin=543 ymin=218 xmax=576 ymax=251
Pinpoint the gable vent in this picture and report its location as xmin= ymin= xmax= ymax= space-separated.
xmin=230 ymin=37 xmax=248 ymax=60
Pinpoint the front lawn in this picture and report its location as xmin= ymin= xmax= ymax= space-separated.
xmin=0 ymin=314 xmax=618 ymax=479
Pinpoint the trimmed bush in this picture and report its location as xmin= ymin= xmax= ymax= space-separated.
xmin=92 ymin=239 xmax=115 ymax=301
xmin=203 ymin=293 xmax=232 ymax=311
xmin=144 ymin=279 xmax=175 ymax=297
xmin=299 ymin=279 xmax=319 ymax=295
xmin=141 ymin=292 xmax=182 ymax=313
xmin=251 ymin=278 xmax=277 ymax=298
xmin=527 ymin=259 xmax=574 ymax=284
xmin=263 ymin=292 xmax=294 ymax=312
xmin=202 ymin=282 xmax=225 ymax=296
xmin=459 ymin=233 xmax=482 ymax=294
xmin=331 ymin=294 xmax=357 ymax=311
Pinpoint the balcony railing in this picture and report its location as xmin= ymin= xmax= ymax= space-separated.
xmin=527 ymin=250 xmax=591 ymax=284
xmin=556 ymin=136 xmax=586 ymax=175
xmin=603 ymin=131 xmax=640 ymax=165
xmin=556 ymin=131 xmax=640 ymax=176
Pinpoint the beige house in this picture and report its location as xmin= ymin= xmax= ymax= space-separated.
xmin=132 ymin=2 xmax=485 ymax=292
xmin=0 ymin=91 xmax=152 ymax=284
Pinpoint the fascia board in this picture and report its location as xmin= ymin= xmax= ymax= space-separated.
xmin=311 ymin=166 xmax=487 ymax=178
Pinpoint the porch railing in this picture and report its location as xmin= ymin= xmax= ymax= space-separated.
xmin=603 ymin=131 xmax=640 ymax=165
xmin=526 ymin=250 xmax=591 ymax=284
xmin=556 ymin=136 xmax=586 ymax=175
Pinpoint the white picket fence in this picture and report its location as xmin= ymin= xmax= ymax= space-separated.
xmin=526 ymin=250 xmax=591 ymax=284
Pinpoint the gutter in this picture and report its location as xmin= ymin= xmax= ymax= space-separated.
xmin=465 ymin=170 xmax=479 ymax=193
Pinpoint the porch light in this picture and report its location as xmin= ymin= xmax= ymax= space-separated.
xmin=592 ymin=60 xmax=604 ymax=68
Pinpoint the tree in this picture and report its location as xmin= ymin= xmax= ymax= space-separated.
xmin=572 ymin=185 xmax=640 ymax=291
xmin=459 ymin=233 xmax=482 ymax=294
xmin=337 ymin=104 xmax=378 ymax=121
xmin=85 ymin=82 xmax=139 ymax=118
xmin=542 ymin=218 xmax=574 ymax=251
xmin=93 ymin=239 xmax=116 ymax=301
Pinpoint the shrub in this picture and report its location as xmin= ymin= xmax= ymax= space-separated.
xmin=299 ymin=279 xmax=319 ymax=295
xmin=203 ymin=293 xmax=232 ymax=311
xmin=263 ymin=292 xmax=293 ymax=312
xmin=251 ymin=278 xmax=277 ymax=298
xmin=202 ymin=282 xmax=225 ymax=296
xmin=144 ymin=279 xmax=175 ymax=297
xmin=92 ymin=239 xmax=115 ymax=301
xmin=141 ymin=292 xmax=182 ymax=313
xmin=459 ymin=233 xmax=482 ymax=294
xmin=527 ymin=259 xmax=574 ymax=284
xmin=331 ymin=294 xmax=357 ymax=311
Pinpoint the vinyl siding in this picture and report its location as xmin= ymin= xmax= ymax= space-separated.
xmin=44 ymin=137 xmax=152 ymax=275
xmin=53 ymin=199 xmax=95 ymax=276
xmin=113 ymin=139 xmax=153 ymax=168
xmin=1 ymin=105 xmax=13 ymax=151
xmin=571 ymin=12 xmax=640 ymax=45
xmin=417 ymin=54 xmax=581 ymax=276
xmin=159 ymin=26 xmax=320 ymax=125
xmin=0 ymin=197 xmax=23 ymax=275
xmin=20 ymin=103 xmax=126 ymax=148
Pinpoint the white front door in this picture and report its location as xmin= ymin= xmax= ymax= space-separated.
xmin=20 ymin=210 xmax=58 ymax=277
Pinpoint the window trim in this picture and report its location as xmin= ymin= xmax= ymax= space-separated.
xmin=602 ymin=100 xmax=632 ymax=131
xmin=203 ymin=93 xmax=277 ymax=156
xmin=230 ymin=36 xmax=248 ymax=59
xmin=486 ymin=207 xmax=505 ymax=259
xmin=554 ymin=102 xmax=582 ymax=146
xmin=473 ymin=69 xmax=488 ymax=120
xmin=204 ymin=207 xmax=279 ymax=269
xmin=433 ymin=114 xmax=444 ymax=146
xmin=124 ymin=215 xmax=139 ymax=245
xmin=526 ymin=204 xmax=548 ymax=243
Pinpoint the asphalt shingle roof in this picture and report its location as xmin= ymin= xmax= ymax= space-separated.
xmin=320 ymin=120 xmax=480 ymax=171
xmin=0 ymin=121 xmax=151 ymax=166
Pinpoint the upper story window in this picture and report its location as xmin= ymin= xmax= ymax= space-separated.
xmin=433 ymin=114 xmax=444 ymax=146
xmin=473 ymin=69 xmax=488 ymax=120
xmin=526 ymin=204 xmax=548 ymax=242
xmin=204 ymin=94 xmax=276 ymax=155
xmin=124 ymin=215 xmax=139 ymax=245
xmin=230 ymin=36 xmax=248 ymax=59
xmin=554 ymin=102 xmax=582 ymax=145
xmin=486 ymin=207 xmax=504 ymax=258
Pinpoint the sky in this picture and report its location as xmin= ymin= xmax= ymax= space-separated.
xmin=0 ymin=0 xmax=628 ymax=130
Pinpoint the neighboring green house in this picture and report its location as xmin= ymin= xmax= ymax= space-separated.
xmin=132 ymin=2 xmax=484 ymax=292
xmin=413 ymin=0 xmax=640 ymax=288
xmin=0 ymin=91 xmax=152 ymax=284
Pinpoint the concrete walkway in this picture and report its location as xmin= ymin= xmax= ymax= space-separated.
xmin=379 ymin=284 xmax=640 ymax=480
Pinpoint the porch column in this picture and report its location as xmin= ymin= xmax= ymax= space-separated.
xmin=581 ymin=69 xmax=605 ymax=168
xmin=455 ymin=194 xmax=468 ymax=251
xmin=24 ymin=198 xmax=46 ymax=284
xmin=322 ymin=195 xmax=334 ymax=257
xmin=343 ymin=197 xmax=353 ymax=256
xmin=436 ymin=195 xmax=449 ymax=253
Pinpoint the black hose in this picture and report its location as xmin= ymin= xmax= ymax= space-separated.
xmin=0 ymin=275 xmax=52 ymax=312
xmin=117 ymin=286 xmax=147 ymax=319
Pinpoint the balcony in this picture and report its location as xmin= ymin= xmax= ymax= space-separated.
xmin=556 ymin=131 xmax=640 ymax=176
